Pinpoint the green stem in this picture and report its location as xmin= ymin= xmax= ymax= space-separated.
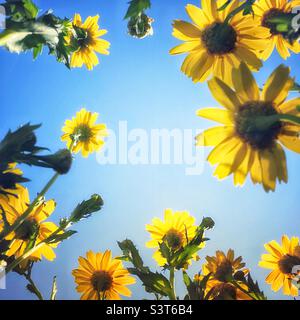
xmin=25 ymin=273 xmax=44 ymax=301
xmin=169 ymin=267 xmax=176 ymax=300
xmin=250 ymin=114 xmax=300 ymax=132
xmin=224 ymin=0 xmax=255 ymax=24
xmin=0 ymin=172 xmax=59 ymax=241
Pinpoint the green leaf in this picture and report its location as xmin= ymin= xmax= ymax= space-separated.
xmin=23 ymin=0 xmax=39 ymax=19
xmin=128 ymin=268 xmax=173 ymax=297
xmin=124 ymin=0 xmax=151 ymax=20
xmin=33 ymin=43 xmax=42 ymax=59
xmin=47 ymin=230 xmax=77 ymax=244
xmin=118 ymin=239 xmax=144 ymax=270
xmin=170 ymin=244 xmax=200 ymax=269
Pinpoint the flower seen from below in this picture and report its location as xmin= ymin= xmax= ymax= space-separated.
xmin=199 ymin=249 xmax=250 ymax=300
xmin=196 ymin=62 xmax=300 ymax=191
xmin=170 ymin=0 xmax=269 ymax=85
xmin=0 ymin=186 xmax=60 ymax=263
xmin=72 ymin=250 xmax=136 ymax=300
xmin=203 ymin=249 xmax=248 ymax=281
xmin=259 ymin=235 xmax=300 ymax=296
xmin=146 ymin=208 xmax=201 ymax=267
xmin=67 ymin=14 xmax=110 ymax=70
xmin=61 ymin=108 xmax=108 ymax=158
xmin=253 ymin=0 xmax=300 ymax=60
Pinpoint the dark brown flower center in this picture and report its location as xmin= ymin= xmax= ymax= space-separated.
xmin=235 ymin=101 xmax=282 ymax=150
xmin=262 ymin=9 xmax=286 ymax=35
xmin=278 ymin=255 xmax=300 ymax=274
xmin=15 ymin=219 xmax=38 ymax=241
xmin=201 ymin=22 xmax=237 ymax=55
xmin=91 ymin=271 xmax=113 ymax=292
xmin=164 ymin=229 xmax=183 ymax=250
xmin=215 ymin=260 xmax=233 ymax=282
xmin=73 ymin=124 xmax=92 ymax=142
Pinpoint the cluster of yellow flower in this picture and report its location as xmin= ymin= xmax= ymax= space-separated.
xmin=170 ymin=0 xmax=300 ymax=192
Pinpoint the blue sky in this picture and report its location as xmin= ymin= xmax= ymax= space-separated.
xmin=0 ymin=0 xmax=300 ymax=300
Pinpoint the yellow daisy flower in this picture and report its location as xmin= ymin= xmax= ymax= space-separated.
xmin=196 ymin=62 xmax=300 ymax=192
xmin=146 ymin=208 xmax=201 ymax=267
xmin=61 ymin=108 xmax=108 ymax=158
xmin=68 ymin=14 xmax=110 ymax=70
xmin=72 ymin=250 xmax=136 ymax=300
xmin=170 ymin=0 xmax=270 ymax=85
xmin=0 ymin=186 xmax=59 ymax=263
xmin=259 ymin=235 xmax=300 ymax=297
xmin=199 ymin=249 xmax=251 ymax=300
xmin=253 ymin=0 xmax=300 ymax=60
xmin=203 ymin=249 xmax=248 ymax=281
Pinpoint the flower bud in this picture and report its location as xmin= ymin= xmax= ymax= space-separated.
xmin=38 ymin=149 xmax=72 ymax=174
xmin=69 ymin=194 xmax=103 ymax=224
xmin=127 ymin=13 xmax=154 ymax=39
xmin=200 ymin=217 xmax=215 ymax=230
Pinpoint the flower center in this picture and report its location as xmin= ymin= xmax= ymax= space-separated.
xmin=164 ymin=229 xmax=183 ymax=250
xmin=235 ymin=101 xmax=282 ymax=150
xmin=215 ymin=260 xmax=233 ymax=282
xmin=278 ymin=254 xmax=300 ymax=274
xmin=73 ymin=26 xmax=91 ymax=48
xmin=262 ymin=9 xmax=286 ymax=35
xmin=73 ymin=124 xmax=92 ymax=143
xmin=91 ymin=271 xmax=113 ymax=292
xmin=15 ymin=219 xmax=38 ymax=241
xmin=201 ymin=22 xmax=237 ymax=55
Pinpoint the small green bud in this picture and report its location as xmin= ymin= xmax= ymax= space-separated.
xmin=127 ymin=13 xmax=154 ymax=39
xmin=200 ymin=217 xmax=215 ymax=230
xmin=69 ymin=194 xmax=103 ymax=224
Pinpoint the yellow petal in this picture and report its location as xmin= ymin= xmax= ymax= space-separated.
xmin=279 ymin=134 xmax=300 ymax=153
xmin=262 ymin=64 xmax=292 ymax=105
xmin=172 ymin=20 xmax=202 ymax=39
xmin=259 ymin=149 xmax=277 ymax=192
xmin=196 ymin=108 xmax=234 ymax=125
xmin=195 ymin=126 xmax=234 ymax=146
xmin=232 ymin=62 xmax=259 ymax=102
xmin=208 ymin=76 xmax=241 ymax=111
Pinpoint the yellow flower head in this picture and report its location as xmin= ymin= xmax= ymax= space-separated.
xmin=196 ymin=62 xmax=300 ymax=192
xmin=72 ymin=250 xmax=136 ymax=300
xmin=203 ymin=249 xmax=248 ymax=282
xmin=68 ymin=14 xmax=110 ymax=70
xmin=253 ymin=0 xmax=300 ymax=60
xmin=146 ymin=208 xmax=201 ymax=267
xmin=61 ymin=108 xmax=108 ymax=158
xmin=0 ymin=186 xmax=59 ymax=263
xmin=170 ymin=0 xmax=270 ymax=85
xmin=259 ymin=235 xmax=300 ymax=297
